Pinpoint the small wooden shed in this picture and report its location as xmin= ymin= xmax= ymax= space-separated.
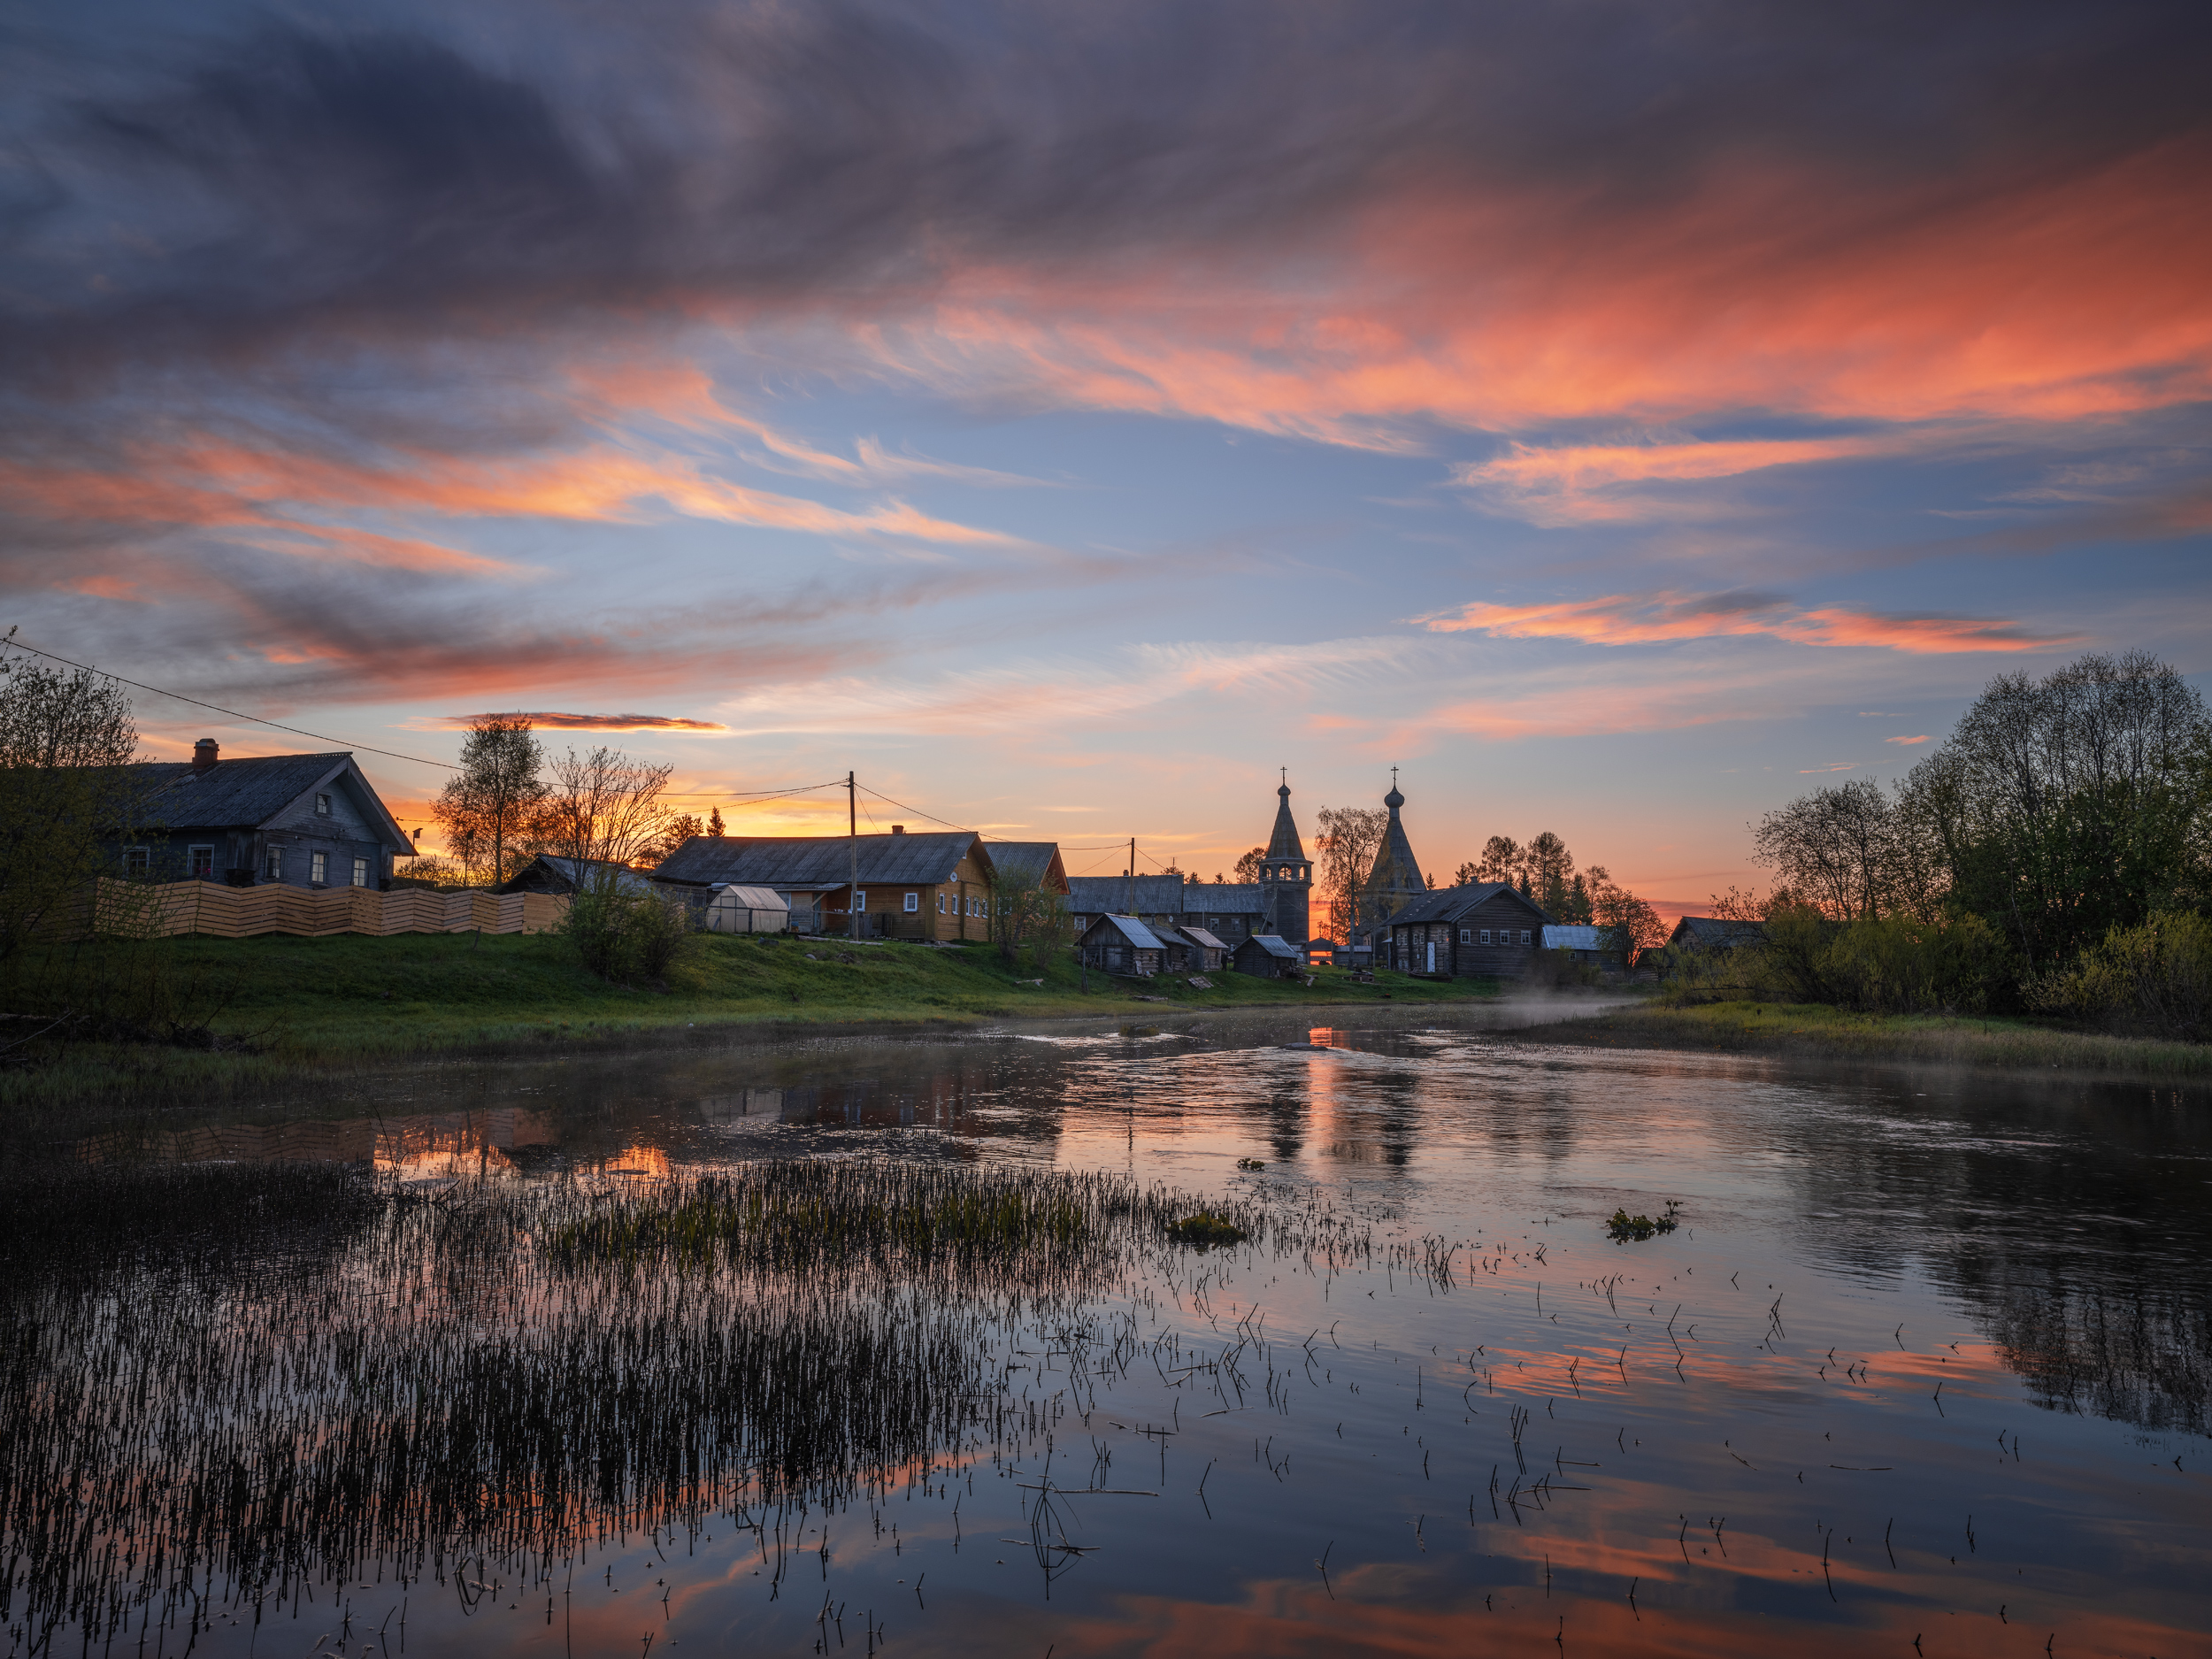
xmin=1079 ymin=914 xmax=1170 ymax=977
xmin=1174 ymin=926 xmax=1228 ymax=972
xmin=1232 ymin=933 xmax=1302 ymax=979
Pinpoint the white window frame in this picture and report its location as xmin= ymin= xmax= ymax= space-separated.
xmin=1479 ymin=929 xmax=1492 ymax=946
xmin=265 ymin=847 xmax=282 ymax=880
xmin=188 ymin=844 xmax=215 ymax=878
xmin=352 ymin=857 xmax=370 ymax=888
xmin=1520 ymin=929 xmax=1532 ymax=946
xmin=937 ymin=893 xmax=946 ymax=913
xmin=311 ymin=850 xmax=327 ymax=885
xmin=1458 ymin=928 xmax=1471 ymax=943
xmin=124 ymin=847 xmax=150 ymax=875
xmin=905 ymin=892 xmax=919 ymax=913
xmin=315 ymin=792 xmax=333 ymax=816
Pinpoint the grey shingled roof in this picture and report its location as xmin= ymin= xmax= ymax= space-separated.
xmin=1264 ymin=785 xmax=1307 ymax=862
xmin=985 ymin=841 xmax=1068 ymax=891
xmin=1177 ymin=926 xmax=1226 ymax=950
xmin=1180 ymin=882 xmax=1265 ymax=914
xmin=1669 ymin=916 xmax=1766 ymax=949
xmin=1386 ymin=883 xmax=1550 ymax=927
xmin=652 ymin=831 xmax=989 ymax=888
xmin=499 ymin=856 xmax=654 ymax=896
xmin=119 ymin=752 xmax=411 ymax=845
xmin=1065 ymin=873 xmax=1188 ymax=915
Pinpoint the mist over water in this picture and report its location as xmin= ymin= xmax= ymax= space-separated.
xmin=8 ymin=1013 xmax=2208 ymax=1657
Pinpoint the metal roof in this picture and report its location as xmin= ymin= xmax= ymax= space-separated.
xmin=1177 ymin=926 xmax=1227 ymax=950
xmin=1541 ymin=924 xmax=1606 ymax=952
xmin=652 ymin=831 xmax=990 ymax=888
xmin=1084 ymin=913 xmax=1171 ymax=950
xmin=1239 ymin=933 xmax=1301 ymax=959
xmin=120 ymin=752 xmax=411 ymax=846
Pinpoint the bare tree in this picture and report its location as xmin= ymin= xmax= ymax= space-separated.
xmin=1751 ymin=778 xmax=1898 ymax=920
xmin=1315 ymin=805 xmax=1387 ymax=941
xmin=531 ymin=746 xmax=675 ymax=877
xmin=1586 ymin=865 xmax=1666 ymax=970
xmin=432 ymin=717 xmax=548 ymax=887
xmin=640 ymin=812 xmax=705 ymax=867
xmin=988 ymin=853 xmax=1071 ymax=967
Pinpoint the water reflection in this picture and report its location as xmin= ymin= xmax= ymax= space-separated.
xmin=25 ymin=1014 xmax=2208 ymax=1656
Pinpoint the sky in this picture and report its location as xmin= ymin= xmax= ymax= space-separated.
xmin=4 ymin=0 xmax=2208 ymax=918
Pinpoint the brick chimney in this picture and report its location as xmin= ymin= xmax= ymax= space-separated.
xmin=891 ymin=825 xmax=905 ymax=834
xmin=191 ymin=738 xmax=219 ymax=773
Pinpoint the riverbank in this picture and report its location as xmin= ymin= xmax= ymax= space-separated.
xmin=1 ymin=930 xmax=1503 ymax=1118
xmin=1535 ymin=996 xmax=2212 ymax=1079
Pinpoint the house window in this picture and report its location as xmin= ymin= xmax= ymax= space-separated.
xmin=1459 ymin=928 xmax=1471 ymax=943
xmin=1479 ymin=929 xmax=1492 ymax=945
xmin=1520 ymin=929 xmax=1532 ymax=946
xmin=311 ymin=851 xmax=327 ymax=885
xmin=905 ymin=892 xmax=919 ymax=913
xmin=855 ymin=891 xmax=865 ymax=908
xmin=265 ymin=848 xmax=282 ymax=880
xmin=315 ymin=792 xmax=333 ymax=816
xmin=124 ymin=847 xmax=150 ymax=875
xmin=352 ymin=857 xmax=370 ymax=888
xmin=188 ymin=845 xmax=214 ymax=878
xmin=938 ymin=893 xmax=947 ymax=913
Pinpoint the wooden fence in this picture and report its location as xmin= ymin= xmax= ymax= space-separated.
xmin=110 ymin=880 xmax=570 ymax=940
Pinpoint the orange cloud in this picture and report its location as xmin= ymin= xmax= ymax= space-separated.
xmin=419 ymin=711 xmax=730 ymax=733
xmin=1449 ymin=436 xmax=1892 ymax=526
xmin=877 ymin=135 xmax=2212 ymax=441
xmin=1417 ymin=591 xmax=2077 ymax=654
xmin=1886 ymin=733 xmax=1932 ymax=745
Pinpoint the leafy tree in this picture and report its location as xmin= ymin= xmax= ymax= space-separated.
xmin=1453 ymin=860 xmax=1481 ymax=886
xmin=988 ymin=854 xmax=1071 ymax=967
xmin=1315 ymin=805 xmax=1387 ymax=940
xmin=0 ymin=640 xmax=145 ymax=964
xmin=1232 ymin=846 xmax=1266 ymax=882
xmin=431 ymin=717 xmax=547 ymax=887
xmin=1896 ymin=651 xmax=2209 ymax=968
xmin=1473 ymin=835 xmax=1521 ymax=884
xmin=641 ymin=813 xmax=705 ymax=867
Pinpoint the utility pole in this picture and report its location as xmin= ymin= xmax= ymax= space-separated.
xmin=1125 ymin=836 xmax=1135 ymax=917
xmin=848 ymin=771 xmax=859 ymax=942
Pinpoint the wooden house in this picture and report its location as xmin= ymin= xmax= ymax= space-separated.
xmin=1079 ymin=914 xmax=1170 ymax=976
xmin=1540 ymin=924 xmax=1612 ymax=966
xmin=111 ymin=741 xmax=417 ymax=890
xmin=1232 ymin=933 xmax=1302 ymax=979
xmin=983 ymin=841 xmax=1071 ymax=895
xmin=650 ymin=826 xmax=997 ymax=941
xmin=1383 ymin=884 xmax=1551 ymax=978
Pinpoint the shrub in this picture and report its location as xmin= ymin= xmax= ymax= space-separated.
xmin=2027 ymin=913 xmax=2212 ymax=1042
xmin=563 ymin=889 xmax=695 ymax=985
xmin=1165 ymin=1212 xmax=1247 ymax=1248
xmin=1819 ymin=912 xmax=2008 ymax=1015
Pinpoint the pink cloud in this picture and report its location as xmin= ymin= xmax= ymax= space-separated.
xmin=1448 ymin=436 xmax=1893 ymax=526
xmin=1886 ymin=733 xmax=1933 ymax=745
xmin=1417 ymin=591 xmax=2078 ymax=654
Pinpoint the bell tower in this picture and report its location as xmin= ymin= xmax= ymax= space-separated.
xmin=1260 ymin=769 xmax=1312 ymax=945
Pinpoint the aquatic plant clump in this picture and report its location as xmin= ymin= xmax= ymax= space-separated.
xmin=0 ymin=1156 xmax=1317 ymax=1654
xmin=1607 ymin=1202 xmax=1681 ymax=1242
xmin=1167 ymin=1211 xmax=1248 ymax=1248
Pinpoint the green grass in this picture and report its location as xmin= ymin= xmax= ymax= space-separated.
xmin=1546 ymin=996 xmax=2212 ymax=1078
xmin=1 ymin=931 xmax=1499 ymax=1117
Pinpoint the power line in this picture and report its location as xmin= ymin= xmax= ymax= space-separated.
xmin=4 ymin=637 xmax=465 ymax=772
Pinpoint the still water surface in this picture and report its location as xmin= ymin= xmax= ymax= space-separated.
xmin=12 ymin=1011 xmax=2211 ymax=1657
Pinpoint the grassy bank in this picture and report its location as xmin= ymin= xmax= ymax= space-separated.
xmin=3 ymin=930 xmax=1498 ymax=1115
xmin=1538 ymin=996 xmax=2212 ymax=1079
